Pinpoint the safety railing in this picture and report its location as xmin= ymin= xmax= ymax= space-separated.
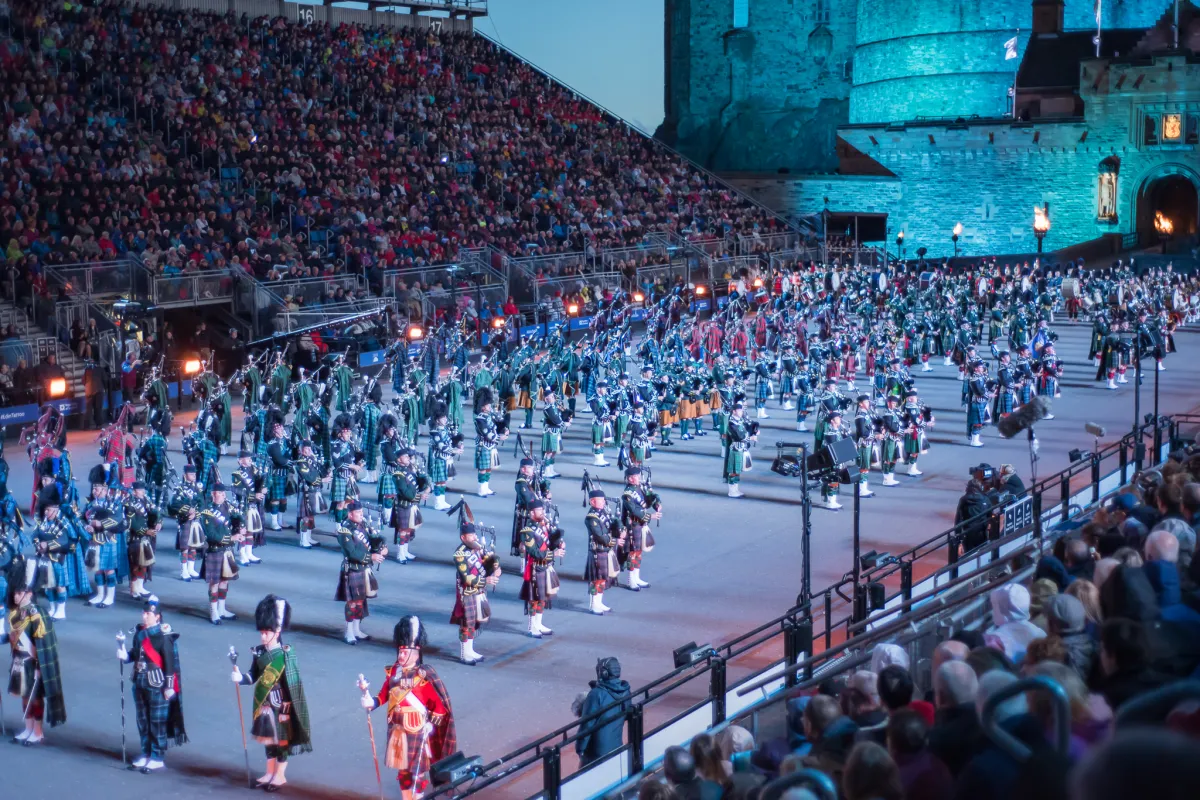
xmin=274 ymin=298 xmax=395 ymax=334
xmin=258 ymin=273 xmax=365 ymax=307
xmin=43 ymin=259 xmax=134 ymax=301
xmin=424 ymin=413 xmax=1189 ymax=799
xmin=735 ymin=230 xmax=806 ymax=256
xmin=149 ymin=268 xmax=236 ymax=308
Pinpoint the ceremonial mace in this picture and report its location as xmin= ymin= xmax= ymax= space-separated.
xmin=228 ymin=646 xmax=253 ymax=788
xmin=116 ymin=630 xmax=127 ymax=767
xmin=358 ymin=674 xmax=384 ymax=800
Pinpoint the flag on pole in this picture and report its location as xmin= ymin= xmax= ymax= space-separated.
xmin=1003 ymin=36 xmax=1019 ymax=60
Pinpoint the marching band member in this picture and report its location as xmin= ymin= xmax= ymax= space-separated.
xmin=168 ymin=463 xmax=204 ymax=581
xmin=264 ymin=411 xmax=292 ymax=531
xmin=589 ymin=381 xmax=614 ymax=467
xmin=723 ymin=401 xmax=754 ymax=498
xmin=541 ymin=386 xmax=567 ymax=479
xmin=473 ymin=389 xmax=502 ymax=497
xmin=426 ymin=404 xmax=459 ymax=512
xmin=390 ymin=447 xmax=428 ymax=564
xmin=331 ymin=414 xmax=362 ymax=523
xmin=336 ymin=500 xmax=387 ymax=644
xmin=620 ymin=467 xmax=660 ymax=589
xmin=853 ymin=394 xmax=876 ymax=498
xmin=519 ymin=499 xmax=565 ymax=638
xmin=6 ymin=558 xmax=67 ymax=745
xmin=584 ymin=488 xmax=622 ymax=614
xmin=115 ymin=595 xmax=188 ymax=772
xmin=200 ymin=482 xmax=244 ymax=625
xmin=878 ymin=396 xmax=904 ymax=487
xmin=294 ymin=439 xmax=325 ymax=549
xmin=450 ymin=508 xmax=500 ymax=664
xmin=232 ymin=449 xmax=266 ymax=566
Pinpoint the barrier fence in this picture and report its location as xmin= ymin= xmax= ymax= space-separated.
xmin=425 ymin=413 xmax=1191 ymax=799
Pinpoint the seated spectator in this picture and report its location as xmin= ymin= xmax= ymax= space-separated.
xmin=1025 ymin=661 xmax=1112 ymax=761
xmin=928 ymin=661 xmax=980 ymax=777
xmin=887 ymin=710 xmax=953 ymax=800
xmin=843 ymin=741 xmax=904 ymax=800
xmin=800 ymin=695 xmax=860 ymax=792
xmin=690 ymin=733 xmax=725 ymax=784
xmin=1143 ymin=530 xmax=1200 ymax=635
xmin=1044 ymin=594 xmax=1099 ymax=682
xmin=715 ymin=725 xmax=756 ymax=777
xmin=842 ymin=671 xmax=886 ymax=730
xmin=1023 ymin=635 xmax=1070 ymax=670
xmin=1064 ymin=579 xmax=1103 ymax=632
xmin=1149 ymin=479 xmax=1196 ymax=564
xmin=1095 ymin=617 xmax=1170 ymax=710
xmin=662 ymin=745 xmax=722 ymax=800
xmin=1064 ymin=537 xmax=1096 ymax=583
xmin=637 ymin=779 xmax=680 ymax=800
xmin=953 ymin=671 xmax=1047 ymax=800
xmin=1028 ymin=578 xmax=1060 ymax=632
xmin=984 ymin=584 xmax=1046 ymax=665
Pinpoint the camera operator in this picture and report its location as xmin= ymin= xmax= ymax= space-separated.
xmin=956 ymin=464 xmax=998 ymax=552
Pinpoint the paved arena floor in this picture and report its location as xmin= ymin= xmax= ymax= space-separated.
xmin=3 ymin=321 xmax=1199 ymax=798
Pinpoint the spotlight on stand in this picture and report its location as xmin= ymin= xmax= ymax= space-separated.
xmin=695 ymin=285 xmax=708 ymax=296
xmin=672 ymin=641 xmax=717 ymax=669
xmin=408 ymin=325 xmax=424 ymax=340
xmin=633 ymin=292 xmax=645 ymax=303
xmin=431 ymin=751 xmax=486 ymax=787
xmin=48 ymin=378 xmax=67 ymax=398
xmin=859 ymin=550 xmax=880 ymax=570
xmin=491 ymin=317 xmax=505 ymax=329
xmin=183 ymin=360 xmax=201 ymax=376
xmin=567 ymin=303 xmax=580 ymax=316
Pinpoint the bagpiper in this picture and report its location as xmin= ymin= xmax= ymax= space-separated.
xmin=293 ymin=439 xmax=325 ymax=549
xmin=541 ymin=386 xmax=567 ymax=479
xmin=852 ymin=394 xmax=877 ymax=498
xmin=449 ymin=504 xmax=500 ymax=664
xmin=358 ymin=381 xmax=384 ymax=484
xmin=723 ymin=401 xmax=754 ymax=498
xmin=425 ymin=403 xmax=459 ymax=512
xmin=473 ymin=388 xmax=502 ymax=497
xmin=126 ymin=482 xmax=160 ymax=600
xmin=357 ymin=617 xmax=456 ymax=800
xmin=264 ymin=410 xmax=292 ymax=531
xmin=6 ymin=558 xmax=67 ymax=745
xmin=901 ymin=389 xmax=931 ymax=477
xmin=230 ymin=595 xmax=313 ymax=791
xmin=31 ymin=484 xmax=71 ymax=620
xmin=116 ymin=595 xmax=188 ymax=771
xmin=966 ymin=359 xmax=992 ymax=447
xmin=199 ymin=482 xmax=244 ymax=625
xmin=83 ymin=465 xmax=126 ymax=607
xmin=518 ymin=499 xmax=565 ymax=638
xmin=137 ymin=422 xmax=169 ymax=511
xmin=877 ymin=395 xmax=904 ymax=487
xmin=336 ymin=500 xmax=387 ymax=644
xmin=583 ymin=486 xmax=622 ymax=614
xmin=390 ymin=447 xmax=428 ymax=564
xmin=589 ymin=380 xmax=614 ymax=467
xmin=331 ymin=413 xmax=362 ymax=523
xmin=232 ymin=449 xmax=266 ymax=566
xmin=619 ymin=466 xmax=660 ymax=591
xmin=167 ymin=463 xmax=204 ymax=582
xmin=819 ymin=409 xmax=850 ymax=510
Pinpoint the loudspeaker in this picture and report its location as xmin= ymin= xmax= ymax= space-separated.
xmin=868 ymin=582 xmax=886 ymax=611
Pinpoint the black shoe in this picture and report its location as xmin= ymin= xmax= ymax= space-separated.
xmin=210 ymin=618 xmax=222 ymax=626
xmin=355 ymin=634 xmax=372 ymax=642
xmin=263 ymin=783 xmax=285 ymax=793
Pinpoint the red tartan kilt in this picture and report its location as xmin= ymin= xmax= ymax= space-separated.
xmin=583 ymin=549 xmax=620 ymax=584
xmin=450 ymin=590 xmax=490 ymax=630
xmin=337 ymin=568 xmax=378 ymax=601
xmin=519 ymin=566 xmax=559 ymax=608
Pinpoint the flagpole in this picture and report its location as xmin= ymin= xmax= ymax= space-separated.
xmin=1095 ymin=0 xmax=1103 ymax=57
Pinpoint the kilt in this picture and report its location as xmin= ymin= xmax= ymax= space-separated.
xmin=781 ymin=375 xmax=795 ymax=395
xmin=336 ymin=567 xmax=379 ymax=602
xmin=723 ymin=447 xmax=744 ymax=481
xmin=1018 ymin=383 xmax=1034 ymax=405
xmin=631 ymin=443 xmax=649 ymax=463
xmin=541 ymin=429 xmax=562 ymax=453
xmin=629 ymin=524 xmax=655 ymax=553
xmin=332 ymin=472 xmax=355 ymax=503
xmin=45 ymin=559 xmax=69 ymax=591
xmin=1038 ymin=376 xmax=1058 ymax=396
xmin=201 ymin=548 xmax=239 ymax=583
xmin=905 ymin=431 xmax=922 ymax=459
xmin=678 ymin=399 xmax=696 ymax=419
xmin=504 ymin=396 xmax=518 ymax=411
xmin=967 ymin=399 xmax=988 ymax=430
xmin=450 ymin=589 xmax=491 ymax=630
xmin=391 ymin=503 xmax=422 ymax=530
xmin=96 ymin=538 xmax=121 ymax=571
xmin=268 ymin=469 xmax=289 ymax=502
xmin=697 ymin=399 xmax=711 ymax=416
xmin=583 ymin=548 xmax=620 ymax=585
xmin=519 ymin=563 xmax=560 ymax=609
xmin=475 ymin=445 xmax=495 ymax=471
xmin=708 ymin=390 xmax=722 ymax=410
xmin=250 ymin=704 xmax=294 ymax=747
xmin=377 ymin=470 xmax=397 ymax=501
xmin=517 ymin=390 xmax=532 ymax=409
xmin=994 ymin=391 xmax=1015 ymax=417
xmin=591 ymin=421 xmax=605 ymax=446
xmin=856 ymin=444 xmax=873 ymax=471
xmin=658 ymin=410 xmax=675 ymax=428
xmin=177 ymin=519 xmax=205 ymax=551
xmin=428 ymin=457 xmax=449 ymax=484
xmin=756 ymin=381 xmax=769 ymax=401
xmin=880 ymin=438 xmax=900 ymax=466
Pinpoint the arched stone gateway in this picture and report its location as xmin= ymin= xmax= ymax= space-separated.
xmin=1135 ymin=164 xmax=1200 ymax=244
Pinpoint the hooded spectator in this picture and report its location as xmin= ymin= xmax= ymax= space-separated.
xmin=841 ymin=671 xmax=886 ymax=730
xmin=984 ymin=584 xmax=1046 ymax=665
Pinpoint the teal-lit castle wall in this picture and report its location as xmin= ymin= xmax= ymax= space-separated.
xmin=658 ymin=0 xmax=1186 ymax=258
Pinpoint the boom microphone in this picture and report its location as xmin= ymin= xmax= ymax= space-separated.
xmin=997 ymin=396 xmax=1052 ymax=439
xmin=1085 ymin=422 xmax=1106 ymax=438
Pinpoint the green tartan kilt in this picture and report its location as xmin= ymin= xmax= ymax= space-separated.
xmin=377 ymin=470 xmax=397 ymax=502
xmin=717 ymin=411 xmax=730 ymax=435
xmin=542 ymin=429 xmax=562 ymax=453
xmin=591 ymin=421 xmax=605 ymax=445
xmin=880 ymin=438 xmax=900 ymax=465
xmin=268 ymin=469 xmax=289 ymax=502
xmin=857 ymin=444 xmax=873 ymax=471
xmin=904 ymin=432 xmax=922 ymax=459
xmin=615 ymin=415 xmax=630 ymax=444
xmin=428 ymin=457 xmax=449 ymax=484
xmin=723 ymin=447 xmax=744 ymax=481
xmin=475 ymin=446 xmax=495 ymax=471
xmin=631 ymin=443 xmax=648 ymax=462
xmin=332 ymin=473 xmax=351 ymax=503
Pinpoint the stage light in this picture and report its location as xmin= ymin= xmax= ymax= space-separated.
xmin=567 ymin=303 xmax=579 ymax=316
xmin=633 ymin=292 xmax=645 ymax=303
xmin=695 ymin=285 xmax=708 ymax=296
xmin=183 ymin=360 xmax=201 ymax=375
xmin=491 ymin=317 xmax=505 ymax=329
xmin=753 ymin=277 xmax=763 ymax=288
xmin=1068 ymin=448 xmax=1091 ymax=463
xmin=48 ymin=378 xmax=67 ymax=398
xmin=408 ymin=326 xmax=424 ymax=340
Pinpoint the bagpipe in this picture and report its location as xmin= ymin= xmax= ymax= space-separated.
xmin=447 ymin=499 xmax=501 ymax=580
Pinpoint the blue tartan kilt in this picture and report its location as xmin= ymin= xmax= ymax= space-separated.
xmin=1038 ymin=377 xmax=1058 ymax=396
xmin=377 ymin=470 xmax=397 ymax=502
xmin=1018 ymin=384 xmax=1034 ymax=405
xmin=96 ymin=538 xmax=121 ymax=571
xmin=475 ymin=446 xmax=495 ymax=471
xmin=542 ymin=429 xmax=561 ymax=453
xmin=268 ymin=469 xmax=289 ymax=502
xmin=332 ymin=473 xmax=353 ymax=503
xmin=797 ymin=395 xmax=812 ymax=416
xmin=873 ymin=373 xmax=887 ymax=393
xmin=780 ymin=375 xmax=795 ymax=395
xmin=756 ymin=381 xmax=770 ymax=401
xmin=994 ymin=391 xmax=1015 ymax=417
xmin=116 ymin=531 xmax=131 ymax=580
xmin=967 ymin=400 xmax=988 ymax=429
xmin=428 ymin=457 xmax=449 ymax=484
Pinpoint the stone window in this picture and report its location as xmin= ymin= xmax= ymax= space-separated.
xmin=733 ymin=0 xmax=749 ymax=28
xmin=1098 ymin=158 xmax=1119 ymax=222
xmin=814 ymin=0 xmax=831 ymax=24
xmin=1144 ymin=115 xmax=1158 ymax=146
xmin=1187 ymin=114 xmax=1199 ymax=145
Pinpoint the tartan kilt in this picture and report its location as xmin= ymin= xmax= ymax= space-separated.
xmin=856 ymin=444 xmax=873 ymax=471
xmin=332 ymin=473 xmax=351 ymax=503
xmin=90 ymin=538 xmax=120 ymax=572
xmin=967 ymin=400 xmax=988 ymax=430
xmin=519 ymin=564 xmax=559 ymax=609
xmin=756 ymin=381 xmax=769 ymax=401
xmin=905 ymin=431 xmax=922 ymax=458
xmin=678 ymin=399 xmax=696 ymax=419
xmin=723 ymin=447 xmax=744 ymax=481
xmin=450 ymin=589 xmax=491 ymax=630
xmin=391 ymin=503 xmax=422 ymax=530
xmin=994 ymin=391 xmax=1015 ymax=417
xmin=475 ymin=445 xmax=495 ymax=471
xmin=630 ymin=524 xmax=655 ymax=553
xmin=780 ymin=375 xmax=795 ymax=395
xmin=336 ymin=568 xmax=378 ymax=602
xmin=428 ymin=457 xmax=449 ymax=484
xmin=268 ymin=469 xmax=289 ymax=502
xmin=542 ymin=429 xmax=562 ymax=453
xmin=1018 ymin=384 xmax=1034 ymax=405
xmin=377 ymin=470 xmax=397 ymax=502
xmin=631 ymin=443 xmax=649 ymax=463
xmin=517 ymin=390 xmax=532 ymax=409
xmin=591 ymin=421 xmax=605 ymax=446
xmin=880 ymin=438 xmax=900 ymax=465
xmin=708 ymin=390 xmax=723 ymax=410
xmin=200 ymin=548 xmax=239 ymax=583
xmin=583 ymin=548 xmax=620 ymax=585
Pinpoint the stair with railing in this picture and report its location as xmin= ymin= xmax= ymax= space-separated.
xmin=0 ymin=295 xmax=89 ymax=400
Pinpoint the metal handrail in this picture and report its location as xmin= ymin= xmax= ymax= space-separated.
xmin=981 ymin=676 xmax=1071 ymax=761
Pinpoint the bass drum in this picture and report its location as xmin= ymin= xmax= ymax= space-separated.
xmin=977 ymin=276 xmax=990 ymax=298
xmin=1061 ymin=277 xmax=1081 ymax=301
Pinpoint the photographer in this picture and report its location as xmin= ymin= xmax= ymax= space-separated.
xmin=955 ymin=464 xmax=997 ymax=552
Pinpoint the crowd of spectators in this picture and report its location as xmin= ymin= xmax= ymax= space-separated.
xmin=633 ymin=453 xmax=1200 ymax=800
xmin=0 ymin=0 xmax=785 ymax=320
